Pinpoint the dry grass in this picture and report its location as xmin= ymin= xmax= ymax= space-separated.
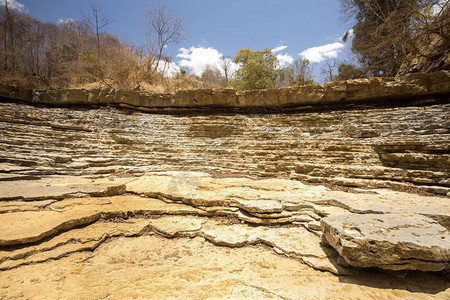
xmin=1 ymin=70 xmax=205 ymax=93
xmin=0 ymin=73 xmax=51 ymax=89
xmin=74 ymin=75 xmax=205 ymax=93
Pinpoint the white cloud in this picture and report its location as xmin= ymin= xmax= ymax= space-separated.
xmin=0 ymin=0 xmax=24 ymax=11
xmin=272 ymin=45 xmax=288 ymax=53
xmin=58 ymin=18 xmax=76 ymax=25
xmin=432 ymin=0 xmax=447 ymax=16
xmin=272 ymin=45 xmax=294 ymax=67
xmin=176 ymin=46 xmax=238 ymax=77
xmin=300 ymin=42 xmax=346 ymax=63
xmin=157 ymin=60 xmax=180 ymax=78
xmin=277 ymin=53 xmax=294 ymax=67
xmin=177 ymin=46 xmax=222 ymax=76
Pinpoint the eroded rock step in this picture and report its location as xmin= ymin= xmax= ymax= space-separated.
xmin=1 ymin=102 xmax=449 ymax=195
xmin=0 ymin=173 xmax=448 ymax=298
xmin=0 ymin=173 xmax=448 ymax=271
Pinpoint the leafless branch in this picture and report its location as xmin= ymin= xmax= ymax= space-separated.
xmin=144 ymin=5 xmax=184 ymax=73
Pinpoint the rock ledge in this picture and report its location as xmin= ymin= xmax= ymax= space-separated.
xmin=0 ymin=71 xmax=449 ymax=112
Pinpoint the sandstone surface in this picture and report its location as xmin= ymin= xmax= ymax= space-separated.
xmin=3 ymin=235 xmax=449 ymax=300
xmin=0 ymin=173 xmax=449 ymax=298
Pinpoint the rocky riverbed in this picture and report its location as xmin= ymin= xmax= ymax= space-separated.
xmin=0 ymin=73 xmax=449 ymax=298
xmin=0 ymin=172 xmax=449 ymax=299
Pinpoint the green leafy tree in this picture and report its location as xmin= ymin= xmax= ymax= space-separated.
xmin=231 ymin=48 xmax=279 ymax=90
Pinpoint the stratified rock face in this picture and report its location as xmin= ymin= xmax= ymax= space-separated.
xmin=321 ymin=213 xmax=450 ymax=271
xmin=0 ymin=71 xmax=448 ymax=195
xmin=0 ymin=100 xmax=448 ymax=195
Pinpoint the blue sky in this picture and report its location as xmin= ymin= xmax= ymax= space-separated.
xmin=13 ymin=0 xmax=354 ymax=82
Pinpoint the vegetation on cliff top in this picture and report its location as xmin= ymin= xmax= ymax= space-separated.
xmin=0 ymin=2 xmax=203 ymax=92
xmin=0 ymin=0 xmax=448 ymax=91
xmin=340 ymin=0 xmax=449 ymax=77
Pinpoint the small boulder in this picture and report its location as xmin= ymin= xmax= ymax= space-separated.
xmin=321 ymin=213 xmax=450 ymax=271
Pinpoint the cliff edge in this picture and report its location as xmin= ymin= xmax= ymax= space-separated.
xmin=1 ymin=71 xmax=449 ymax=112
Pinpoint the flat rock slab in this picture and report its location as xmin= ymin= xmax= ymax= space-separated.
xmin=0 ymin=176 xmax=131 ymax=201
xmin=3 ymin=235 xmax=449 ymax=299
xmin=324 ymin=190 xmax=450 ymax=229
xmin=0 ymin=173 xmax=449 ymax=277
xmin=145 ymin=215 xmax=347 ymax=274
xmin=234 ymin=199 xmax=285 ymax=213
xmin=0 ymin=173 xmax=40 ymax=181
xmin=321 ymin=213 xmax=450 ymax=271
xmin=0 ymin=195 xmax=204 ymax=246
xmin=0 ymin=163 xmax=33 ymax=172
xmin=147 ymin=215 xmax=207 ymax=237
xmin=0 ymin=219 xmax=151 ymax=270
xmin=0 ymin=199 xmax=57 ymax=214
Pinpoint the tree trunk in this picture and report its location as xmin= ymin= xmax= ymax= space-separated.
xmin=5 ymin=0 xmax=14 ymax=70
xmin=3 ymin=0 xmax=8 ymax=71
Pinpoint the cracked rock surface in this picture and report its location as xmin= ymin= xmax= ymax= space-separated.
xmin=0 ymin=172 xmax=449 ymax=299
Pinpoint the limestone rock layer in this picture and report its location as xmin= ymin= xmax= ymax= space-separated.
xmin=0 ymin=100 xmax=448 ymax=195
xmin=1 ymin=71 xmax=449 ymax=110
xmin=0 ymin=72 xmax=449 ymax=298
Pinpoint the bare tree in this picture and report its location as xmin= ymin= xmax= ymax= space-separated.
xmin=321 ymin=59 xmax=337 ymax=82
xmin=85 ymin=2 xmax=112 ymax=59
xmin=145 ymin=5 xmax=184 ymax=73
xmin=0 ymin=1 xmax=191 ymax=89
xmin=2 ymin=0 xmax=8 ymax=70
xmin=218 ymin=56 xmax=234 ymax=84
xmin=201 ymin=65 xmax=223 ymax=87
xmin=2 ymin=0 xmax=13 ymax=70
xmin=279 ymin=58 xmax=314 ymax=87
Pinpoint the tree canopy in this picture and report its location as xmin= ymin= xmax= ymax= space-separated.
xmin=340 ymin=0 xmax=449 ymax=76
xmin=336 ymin=63 xmax=367 ymax=80
xmin=231 ymin=48 xmax=279 ymax=90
